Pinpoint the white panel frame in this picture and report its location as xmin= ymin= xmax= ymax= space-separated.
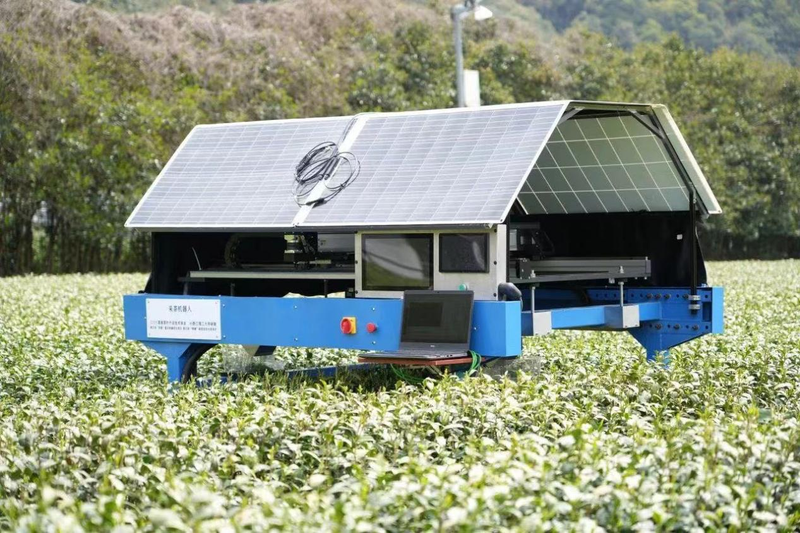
xmin=125 ymin=100 xmax=721 ymax=231
xmin=652 ymin=105 xmax=722 ymax=214
xmin=125 ymin=115 xmax=354 ymax=230
xmin=125 ymin=126 xmax=199 ymax=228
xmin=355 ymin=226 xmax=506 ymax=301
xmin=300 ymin=101 xmax=570 ymax=229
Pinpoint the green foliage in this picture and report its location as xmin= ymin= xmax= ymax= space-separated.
xmin=349 ymin=22 xmax=456 ymax=111
xmin=73 ymin=0 xmax=800 ymax=66
xmin=561 ymin=34 xmax=800 ymax=255
xmin=524 ymin=0 xmax=800 ymax=64
xmin=1 ymin=0 xmax=800 ymax=276
xmin=473 ymin=41 xmax=560 ymax=104
xmin=1 ymin=263 xmax=799 ymax=528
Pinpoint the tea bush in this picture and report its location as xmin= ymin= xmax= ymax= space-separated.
xmin=0 ymin=261 xmax=798 ymax=530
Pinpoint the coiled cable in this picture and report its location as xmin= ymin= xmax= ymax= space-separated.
xmin=292 ymin=117 xmax=361 ymax=207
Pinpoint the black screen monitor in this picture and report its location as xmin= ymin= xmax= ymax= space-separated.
xmin=362 ymin=234 xmax=433 ymax=291
xmin=400 ymin=290 xmax=474 ymax=345
xmin=439 ymin=233 xmax=489 ymax=273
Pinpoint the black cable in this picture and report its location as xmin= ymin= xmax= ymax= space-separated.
xmin=292 ymin=117 xmax=361 ymax=207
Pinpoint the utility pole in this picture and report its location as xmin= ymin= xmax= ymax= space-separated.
xmin=451 ymin=0 xmax=493 ymax=107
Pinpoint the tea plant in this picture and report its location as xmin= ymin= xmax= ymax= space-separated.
xmin=0 ymin=261 xmax=799 ymax=531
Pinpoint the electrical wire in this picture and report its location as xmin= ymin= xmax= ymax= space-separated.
xmin=292 ymin=116 xmax=362 ymax=207
xmin=465 ymin=350 xmax=481 ymax=376
xmin=391 ymin=364 xmax=426 ymax=385
xmin=390 ymin=351 xmax=482 ymax=385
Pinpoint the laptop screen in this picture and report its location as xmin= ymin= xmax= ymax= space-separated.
xmin=401 ymin=291 xmax=474 ymax=345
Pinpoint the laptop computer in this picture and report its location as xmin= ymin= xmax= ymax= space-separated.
xmin=361 ymin=290 xmax=474 ymax=361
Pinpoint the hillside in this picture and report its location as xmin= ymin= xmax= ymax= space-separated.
xmin=73 ymin=0 xmax=800 ymax=64
xmin=1 ymin=0 xmax=800 ymax=276
xmin=521 ymin=0 xmax=800 ymax=64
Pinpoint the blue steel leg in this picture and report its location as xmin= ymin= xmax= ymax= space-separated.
xmin=143 ymin=342 xmax=380 ymax=383
xmin=628 ymin=331 xmax=671 ymax=364
xmin=595 ymin=287 xmax=724 ymax=365
xmin=142 ymin=341 xmax=213 ymax=383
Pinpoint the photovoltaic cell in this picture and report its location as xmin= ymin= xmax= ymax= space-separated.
xmin=126 ymin=117 xmax=352 ymax=228
xmin=518 ymin=115 xmax=690 ymax=215
xmin=302 ymin=103 xmax=566 ymax=226
xmin=127 ymin=102 xmax=716 ymax=230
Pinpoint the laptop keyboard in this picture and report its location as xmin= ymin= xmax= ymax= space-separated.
xmin=365 ymin=350 xmax=466 ymax=359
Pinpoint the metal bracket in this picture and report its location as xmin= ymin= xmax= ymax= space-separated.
xmin=292 ymin=115 xmax=369 ymax=226
xmin=530 ymin=287 xmax=552 ymax=335
xmin=533 ymin=311 xmax=552 ymax=335
xmin=633 ymin=109 xmax=706 ymax=216
xmin=627 ymin=111 xmax=666 ymax=141
xmin=558 ymin=107 xmax=583 ymax=125
xmin=604 ymin=304 xmax=640 ymax=329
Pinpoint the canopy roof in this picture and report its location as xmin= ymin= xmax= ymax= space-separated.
xmin=126 ymin=100 xmax=720 ymax=231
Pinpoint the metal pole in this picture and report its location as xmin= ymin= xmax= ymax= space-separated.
xmin=689 ymin=189 xmax=699 ymax=313
xmin=452 ymin=9 xmax=465 ymax=108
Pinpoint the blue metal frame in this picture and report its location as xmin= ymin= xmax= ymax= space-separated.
xmin=124 ymin=286 xmax=723 ymax=382
xmin=526 ymin=286 xmax=724 ymax=361
xmin=124 ymin=295 xmax=522 ymax=381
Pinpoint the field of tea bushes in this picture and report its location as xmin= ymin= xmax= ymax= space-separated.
xmin=1 ymin=261 xmax=799 ymax=531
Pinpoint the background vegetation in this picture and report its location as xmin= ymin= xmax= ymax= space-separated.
xmin=1 ymin=0 xmax=799 ymax=275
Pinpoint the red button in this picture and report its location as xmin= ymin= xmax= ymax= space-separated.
xmin=366 ymin=322 xmax=377 ymax=333
xmin=340 ymin=317 xmax=356 ymax=334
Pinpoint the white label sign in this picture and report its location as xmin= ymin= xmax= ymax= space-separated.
xmin=146 ymin=298 xmax=221 ymax=340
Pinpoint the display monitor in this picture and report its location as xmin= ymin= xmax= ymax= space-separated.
xmin=400 ymin=291 xmax=474 ymax=345
xmin=362 ymin=234 xmax=433 ymax=291
xmin=439 ymin=233 xmax=489 ymax=273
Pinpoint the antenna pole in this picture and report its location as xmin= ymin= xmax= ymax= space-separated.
xmin=451 ymin=5 xmax=465 ymax=107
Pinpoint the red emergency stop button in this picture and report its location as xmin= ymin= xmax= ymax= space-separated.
xmin=340 ymin=317 xmax=356 ymax=334
xmin=366 ymin=322 xmax=377 ymax=333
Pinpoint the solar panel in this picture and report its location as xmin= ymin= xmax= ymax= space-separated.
xmin=653 ymin=105 xmax=722 ymax=214
xmin=125 ymin=116 xmax=352 ymax=228
xmin=126 ymin=101 xmax=719 ymax=230
xmin=518 ymin=114 xmax=690 ymax=215
xmin=301 ymin=103 xmax=566 ymax=227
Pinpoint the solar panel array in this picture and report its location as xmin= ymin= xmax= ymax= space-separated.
xmin=303 ymin=103 xmax=566 ymax=226
xmin=126 ymin=117 xmax=352 ymax=228
xmin=126 ymin=103 xmax=707 ymax=230
xmin=519 ymin=114 xmax=690 ymax=215
xmin=654 ymin=105 xmax=721 ymax=214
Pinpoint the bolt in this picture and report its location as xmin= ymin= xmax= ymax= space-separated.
xmin=655 ymin=323 xmax=662 ymax=330
xmin=655 ymin=294 xmax=661 ymax=300
xmin=646 ymin=293 xmax=652 ymax=299
xmin=673 ymin=324 xmax=680 ymax=330
xmin=664 ymin=294 xmax=671 ymax=300
xmin=692 ymin=325 xmax=699 ymax=331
